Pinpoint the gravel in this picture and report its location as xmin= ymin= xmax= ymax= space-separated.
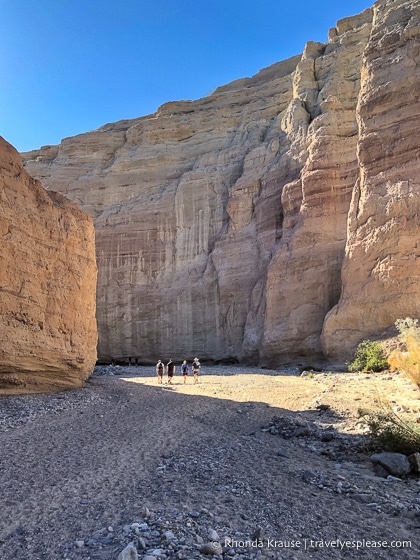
xmin=0 ymin=366 xmax=418 ymax=559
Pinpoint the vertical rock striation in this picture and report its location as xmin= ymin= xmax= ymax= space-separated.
xmin=0 ymin=137 xmax=97 ymax=392
xmin=22 ymin=1 xmax=420 ymax=365
xmin=262 ymin=12 xmax=373 ymax=364
xmin=322 ymin=0 xmax=420 ymax=359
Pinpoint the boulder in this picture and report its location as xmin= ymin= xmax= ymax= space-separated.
xmin=371 ymin=452 xmax=411 ymax=477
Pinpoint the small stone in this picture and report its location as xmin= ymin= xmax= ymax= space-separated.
xmin=316 ymin=404 xmax=331 ymax=411
xmin=320 ymin=432 xmax=334 ymax=442
xmin=150 ymin=528 xmax=160 ymax=536
xmin=130 ymin=523 xmax=141 ymax=534
xmin=354 ymin=493 xmax=371 ymax=504
xmin=118 ymin=543 xmax=139 ymax=560
xmin=294 ymin=426 xmax=310 ymax=437
xmin=75 ymin=540 xmax=84 ymax=548
xmin=164 ymin=530 xmax=176 ymax=542
xmin=392 ymin=405 xmax=407 ymax=413
xmin=200 ymin=541 xmax=223 ymax=555
xmin=302 ymin=470 xmax=314 ymax=483
xmin=277 ymin=448 xmax=290 ymax=458
xmin=142 ymin=507 xmax=151 ymax=518
xmin=207 ymin=529 xmax=219 ymax=541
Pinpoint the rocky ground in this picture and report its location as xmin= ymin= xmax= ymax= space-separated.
xmin=0 ymin=365 xmax=419 ymax=560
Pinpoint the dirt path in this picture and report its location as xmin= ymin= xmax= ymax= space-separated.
xmin=0 ymin=365 xmax=419 ymax=559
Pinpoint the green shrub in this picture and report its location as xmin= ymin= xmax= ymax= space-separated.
xmin=348 ymin=340 xmax=389 ymax=372
xmin=358 ymin=406 xmax=420 ymax=455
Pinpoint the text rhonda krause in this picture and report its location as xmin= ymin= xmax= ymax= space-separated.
xmin=223 ymin=538 xmax=412 ymax=550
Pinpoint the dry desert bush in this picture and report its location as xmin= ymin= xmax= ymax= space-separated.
xmin=388 ymin=318 xmax=420 ymax=387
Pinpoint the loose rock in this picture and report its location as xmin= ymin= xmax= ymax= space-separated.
xmin=200 ymin=541 xmax=223 ymax=555
xmin=371 ymin=452 xmax=411 ymax=477
xmin=118 ymin=543 xmax=139 ymax=560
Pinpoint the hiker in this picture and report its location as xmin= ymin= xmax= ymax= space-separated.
xmin=181 ymin=360 xmax=189 ymax=383
xmin=166 ymin=359 xmax=176 ymax=384
xmin=192 ymin=357 xmax=201 ymax=384
xmin=156 ymin=360 xmax=164 ymax=384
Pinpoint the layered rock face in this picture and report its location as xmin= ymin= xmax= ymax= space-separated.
xmin=0 ymin=137 xmax=97 ymax=393
xmin=22 ymin=0 xmax=420 ymax=365
xmin=322 ymin=0 xmax=420 ymax=358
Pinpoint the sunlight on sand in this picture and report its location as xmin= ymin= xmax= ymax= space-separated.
xmin=120 ymin=366 xmax=300 ymax=407
xmin=117 ymin=364 xmax=420 ymax=424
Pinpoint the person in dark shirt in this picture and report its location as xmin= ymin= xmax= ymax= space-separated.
xmin=166 ymin=359 xmax=176 ymax=384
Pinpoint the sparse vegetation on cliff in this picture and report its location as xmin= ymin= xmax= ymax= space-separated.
xmin=388 ymin=318 xmax=420 ymax=387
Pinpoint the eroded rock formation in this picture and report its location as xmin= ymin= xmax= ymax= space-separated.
xmin=323 ymin=0 xmax=420 ymax=358
xmin=0 ymin=137 xmax=97 ymax=393
xmin=22 ymin=0 xmax=420 ymax=366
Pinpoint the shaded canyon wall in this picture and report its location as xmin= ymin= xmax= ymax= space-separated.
xmin=22 ymin=0 xmax=420 ymax=366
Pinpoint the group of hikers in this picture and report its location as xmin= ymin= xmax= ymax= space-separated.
xmin=155 ymin=358 xmax=201 ymax=384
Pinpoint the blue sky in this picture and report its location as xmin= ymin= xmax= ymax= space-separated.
xmin=1 ymin=0 xmax=373 ymax=152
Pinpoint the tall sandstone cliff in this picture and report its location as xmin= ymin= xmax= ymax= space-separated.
xmin=0 ymin=137 xmax=98 ymax=393
xmin=23 ymin=0 xmax=420 ymax=366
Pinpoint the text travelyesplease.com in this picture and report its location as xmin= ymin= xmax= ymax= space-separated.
xmin=222 ymin=538 xmax=412 ymax=550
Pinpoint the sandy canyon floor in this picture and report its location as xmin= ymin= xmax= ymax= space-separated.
xmin=1 ymin=365 xmax=420 ymax=559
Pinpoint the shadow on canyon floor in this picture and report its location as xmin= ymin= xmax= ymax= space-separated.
xmin=0 ymin=368 xmax=418 ymax=559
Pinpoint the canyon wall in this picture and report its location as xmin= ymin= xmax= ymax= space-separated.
xmin=0 ymin=137 xmax=98 ymax=393
xmin=22 ymin=0 xmax=420 ymax=366
xmin=323 ymin=0 xmax=420 ymax=358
